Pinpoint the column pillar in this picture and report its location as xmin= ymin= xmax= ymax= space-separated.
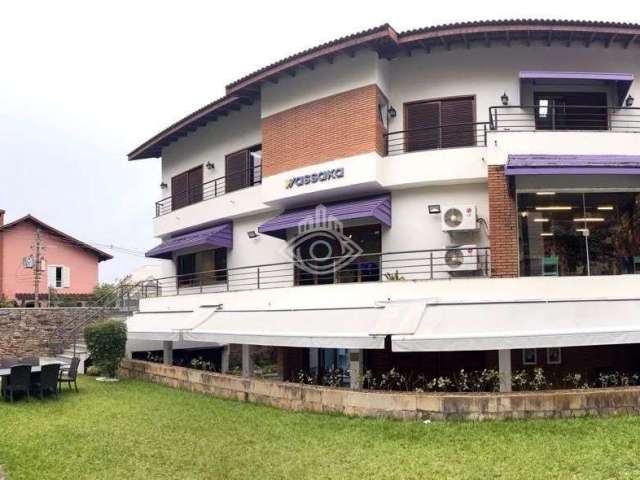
xmin=162 ymin=341 xmax=173 ymax=366
xmin=349 ymin=349 xmax=364 ymax=390
xmin=498 ymin=349 xmax=512 ymax=392
xmin=220 ymin=344 xmax=230 ymax=373
xmin=241 ymin=344 xmax=254 ymax=378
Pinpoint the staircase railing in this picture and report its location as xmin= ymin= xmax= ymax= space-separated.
xmin=48 ymin=277 xmax=144 ymax=358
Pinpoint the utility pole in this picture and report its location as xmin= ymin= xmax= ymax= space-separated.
xmin=32 ymin=228 xmax=45 ymax=307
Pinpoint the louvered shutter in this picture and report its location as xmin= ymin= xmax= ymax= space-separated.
xmin=47 ymin=266 xmax=56 ymax=288
xmin=171 ymin=171 xmax=189 ymax=210
xmin=441 ymin=97 xmax=475 ymax=148
xmin=62 ymin=266 xmax=71 ymax=288
xmin=405 ymin=102 xmax=441 ymax=152
xmin=188 ymin=166 xmax=203 ymax=204
xmin=225 ymin=150 xmax=250 ymax=193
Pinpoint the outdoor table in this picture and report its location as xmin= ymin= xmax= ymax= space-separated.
xmin=0 ymin=361 xmax=65 ymax=378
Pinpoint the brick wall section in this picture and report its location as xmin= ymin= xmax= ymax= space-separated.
xmin=121 ymin=359 xmax=640 ymax=421
xmin=0 ymin=307 xmax=117 ymax=359
xmin=262 ymin=84 xmax=385 ymax=177
xmin=487 ymin=165 xmax=519 ymax=277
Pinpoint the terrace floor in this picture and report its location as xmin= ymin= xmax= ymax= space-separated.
xmin=1 ymin=377 xmax=640 ymax=479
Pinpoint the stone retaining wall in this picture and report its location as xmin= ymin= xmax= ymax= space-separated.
xmin=120 ymin=359 xmax=640 ymax=421
xmin=0 ymin=307 xmax=118 ymax=359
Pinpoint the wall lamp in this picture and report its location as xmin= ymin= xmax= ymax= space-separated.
xmin=428 ymin=204 xmax=441 ymax=215
xmin=626 ymin=95 xmax=635 ymax=107
xmin=388 ymin=106 xmax=397 ymax=118
xmin=206 ymin=161 xmax=215 ymax=170
xmin=160 ymin=182 xmax=168 ymax=189
xmin=501 ymin=92 xmax=509 ymax=106
xmin=247 ymin=231 xmax=259 ymax=239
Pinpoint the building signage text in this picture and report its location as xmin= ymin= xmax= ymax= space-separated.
xmin=285 ymin=168 xmax=344 ymax=189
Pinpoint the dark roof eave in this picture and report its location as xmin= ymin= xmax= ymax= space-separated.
xmin=128 ymin=19 xmax=640 ymax=161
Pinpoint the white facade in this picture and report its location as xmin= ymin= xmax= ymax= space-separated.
xmin=130 ymin=22 xmax=640 ymax=388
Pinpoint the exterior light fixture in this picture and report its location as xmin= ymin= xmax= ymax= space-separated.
xmin=160 ymin=182 xmax=168 ymax=189
xmin=501 ymin=92 xmax=509 ymax=106
xmin=388 ymin=106 xmax=397 ymax=118
xmin=428 ymin=204 xmax=441 ymax=214
xmin=535 ymin=191 xmax=556 ymax=196
xmin=247 ymin=231 xmax=258 ymax=239
xmin=626 ymin=95 xmax=634 ymax=107
xmin=206 ymin=161 xmax=215 ymax=170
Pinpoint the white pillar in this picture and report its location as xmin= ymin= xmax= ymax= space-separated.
xmin=498 ymin=349 xmax=512 ymax=392
xmin=349 ymin=349 xmax=364 ymax=390
xmin=241 ymin=344 xmax=254 ymax=378
xmin=221 ymin=345 xmax=230 ymax=373
xmin=162 ymin=341 xmax=173 ymax=366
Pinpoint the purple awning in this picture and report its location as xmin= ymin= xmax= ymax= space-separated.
xmin=258 ymin=194 xmax=391 ymax=239
xmin=146 ymin=222 xmax=233 ymax=259
xmin=505 ymin=155 xmax=640 ymax=176
xmin=519 ymin=71 xmax=634 ymax=105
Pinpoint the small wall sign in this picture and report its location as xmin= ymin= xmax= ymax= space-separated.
xmin=22 ymin=256 xmax=34 ymax=268
xmin=285 ymin=167 xmax=344 ymax=189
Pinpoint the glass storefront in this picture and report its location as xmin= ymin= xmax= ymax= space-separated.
xmin=518 ymin=191 xmax=640 ymax=276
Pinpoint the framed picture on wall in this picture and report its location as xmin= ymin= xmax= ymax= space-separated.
xmin=547 ymin=348 xmax=562 ymax=365
xmin=522 ymin=348 xmax=537 ymax=365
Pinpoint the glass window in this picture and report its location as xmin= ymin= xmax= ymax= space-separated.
xmin=518 ymin=192 xmax=640 ymax=276
xmin=177 ymin=248 xmax=227 ymax=287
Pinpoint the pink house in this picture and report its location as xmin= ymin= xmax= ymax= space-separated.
xmin=0 ymin=210 xmax=112 ymax=306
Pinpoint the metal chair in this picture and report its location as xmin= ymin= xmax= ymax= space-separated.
xmin=58 ymin=357 xmax=80 ymax=392
xmin=2 ymin=365 xmax=32 ymax=402
xmin=31 ymin=364 xmax=60 ymax=399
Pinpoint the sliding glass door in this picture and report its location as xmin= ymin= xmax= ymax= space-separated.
xmin=518 ymin=191 xmax=640 ymax=276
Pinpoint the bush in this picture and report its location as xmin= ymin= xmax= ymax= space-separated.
xmin=85 ymin=365 xmax=100 ymax=376
xmin=84 ymin=320 xmax=127 ymax=378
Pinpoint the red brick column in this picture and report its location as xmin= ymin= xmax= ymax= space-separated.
xmin=487 ymin=166 xmax=518 ymax=277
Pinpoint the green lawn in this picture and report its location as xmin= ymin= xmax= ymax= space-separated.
xmin=2 ymin=378 xmax=640 ymax=479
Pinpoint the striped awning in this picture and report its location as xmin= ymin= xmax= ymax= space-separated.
xmin=146 ymin=222 xmax=233 ymax=259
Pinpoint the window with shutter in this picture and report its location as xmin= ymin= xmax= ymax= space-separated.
xmin=62 ymin=266 xmax=71 ymax=288
xmin=171 ymin=165 xmax=203 ymax=211
xmin=405 ymin=102 xmax=441 ymax=152
xmin=404 ymin=96 xmax=475 ymax=152
xmin=225 ymin=150 xmax=251 ymax=193
xmin=441 ymin=97 xmax=475 ymax=148
xmin=47 ymin=266 xmax=57 ymax=288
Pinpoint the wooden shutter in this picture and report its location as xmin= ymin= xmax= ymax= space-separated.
xmin=441 ymin=97 xmax=475 ymax=148
xmin=171 ymin=171 xmax=189 ymax=210
xmin=62 ymin=266 xmax=71 ymax=288
xmin=405 ymin=102 xmax=441 ymax=152
xmin=225 ymin=150 xmax=250 ymax=193
xmin=188 ymin=166 xmax=203 ymax=204
xmin=47 ymin=266 xmax=56 ymax=288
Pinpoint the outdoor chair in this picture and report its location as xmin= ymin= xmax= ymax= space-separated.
xmin=31 ymin=363 xmax=60 ymax=399
xmin=2 ymin=365 xmax=32 ymax=402
xmin=58 ymin=357 xmax=80 ymax=392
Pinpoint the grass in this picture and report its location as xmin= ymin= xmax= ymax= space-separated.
xmin=1 ymin=378 xmax=640 ymax=479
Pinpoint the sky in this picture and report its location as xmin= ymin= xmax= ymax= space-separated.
xmin=1 ymin=0 xmax=637 ymax=282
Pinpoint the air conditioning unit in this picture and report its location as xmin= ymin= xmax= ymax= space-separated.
xmin=441 ymin=205 xmax=477 ymax=232
xmin=443 ymin=245 xmax=479 ymax=272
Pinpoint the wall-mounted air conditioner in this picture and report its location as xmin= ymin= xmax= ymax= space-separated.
xmin=443 ymin=244 xmax=479 ymax=272
xmin=441 ymin=205 xmax=477 ymax=232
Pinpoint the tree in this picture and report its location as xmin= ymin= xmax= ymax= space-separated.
xmin=84 ymin=320 xmax=127 ymax=378
xmin=92 ymin=283 xmax=117 ymax=304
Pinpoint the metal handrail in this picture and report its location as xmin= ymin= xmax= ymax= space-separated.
xmin=155 ymin=164 xmax=262 ymax=217
xmin=143 ymin=247 xmax=491 ymax=298
xmin=488 ymin=105 xmax=640 ymax=132
xmin=384 ymin=121 xmax=490 ymax=156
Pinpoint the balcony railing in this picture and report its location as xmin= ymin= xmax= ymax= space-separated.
xmin=385 ymin=122 xmax=490 ymax=156
xmin=489 ymin=105 xmax=640 ymax=132
xmin=155 ymin=165 xmax=262 ymax=217
xmin=141 ymin=247 xmax=491 ymax=298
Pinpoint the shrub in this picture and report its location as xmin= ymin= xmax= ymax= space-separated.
xmin=85 ymin=365 xmax=100 ymax=376
xmin=84 ymin=320 xmax=127 ymax=378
